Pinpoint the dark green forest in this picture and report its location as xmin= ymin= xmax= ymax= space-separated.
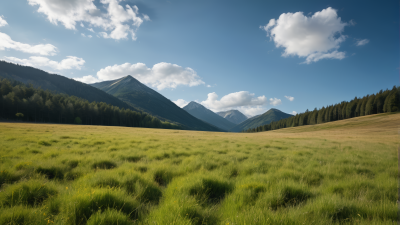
xmin=244 ymin=86 xmax=400 ymax=133
xmin=0 ymin=78 xmax=181 ymax=129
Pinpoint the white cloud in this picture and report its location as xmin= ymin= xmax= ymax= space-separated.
xmin=0 ymin=16 xmax=8 ymax=27
xmin=207 ymin=85 xmax=211 ymax=88
xmin=304 ymin=50 xmax=345 ymax=64
xmin=356 ymin=39 xmax=369 ymax=46
xmin=262 ymin=7 xmax=348 ymax=63
xmin=143 ymin=14 xmax=150 ymax=21
xmin=28 ymin=0 xmax=148 ymax=40
xmin=201 ymin=91 xmax=267 ymax=112
xmin=4 ymin=56 xmax=85 ymax=70
xmin=285 ymin=95 xmax=294 ymax=101
xmin=237 ymin=106 xmax=266 ymax=117
xmin=199 ymin=91 xmax=284 ymax=117
xmin=80 ymin=22 xmax=84 ymax=27
xmin=96 ymin=62 xmax=204 ymax=90
xmin=81 ymin=33 xmax=92 ymax=38
xmin=173 ymin=99 xmax=189 ymax=108
xmin=87 ymin=28 xmax=94 ymax=32
xmin=74 ymin=75 xmax=99 ymax=83
xmin=269 ymin=98 xmax=282 ymax=106
xmin=291 ymin=111 xmax=297 ymax=115
xmin=0 ymin=32 xmax=57 ymax=56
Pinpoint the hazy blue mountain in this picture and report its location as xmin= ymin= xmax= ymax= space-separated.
xmin=91 ymin=76 xmax=221 ymax=131
xmin=0 ymin=61 xmax=137 ymax=112
xmin=216 ymin=110 xmax=248 ymax=124
xmin=230 ymin=108 xmax=293 ymax=132
xmin=183 ymin=102 xmax=236 ymax=131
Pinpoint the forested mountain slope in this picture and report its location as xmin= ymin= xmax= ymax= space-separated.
xmin=91 ymin=76 xmax=221 ymax=131
xmin=0 ymin=61 xmax=137 ymax=112
xmin=245 ymin=86 xmax=400 ymax=133
xmin=0 ymin=78 xmax=180 ymax=129
xmin=230 ymin=108 xmax=293 ymax=132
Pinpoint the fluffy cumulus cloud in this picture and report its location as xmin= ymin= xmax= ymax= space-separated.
xmin=261 ymin=7 xmax=348 ymax=63
xmin=0 ymin=32 xmax=57 ymax=56
xmin=291 ymin=111 xmax=297 ymax=115
xmin=4 ymin=56 xmax=85 ymax=70
xmin=201 ymin=91 xmax=267 ymax=111
xmin=0 ymin=16 xmax=8 ymax=27
xmin=200 ymin=91 xmax=270 ymax=117
xmin=285 ymin=95 xmax=294 ymax=101
xmin=28 ymin=0 xmax=148 ymax=40
xmin=74 ymin=75 xmax=100 ymax=83
xmin=173 ymin=99 xmax=189 ymax=108
xmin=238 ymin=106 xmax=265 ymax=118
xmin=356 ymin=39 xmax=369 ymax=46
xmin=94 ymin=62 xmax=204 ymax=90
xmin=199 ymin=92 xmax=284 ymax=117
xmin=269 ymin=98 xmax=282 ymax=106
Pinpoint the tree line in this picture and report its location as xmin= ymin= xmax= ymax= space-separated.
xmin=0 ymin=78 xmax=181 ymax=129
xmin=244 ymin=86 xmax=400 ymax=133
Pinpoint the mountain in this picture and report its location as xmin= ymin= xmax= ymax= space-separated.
xmin=216 ymin=110 xmax=248 ymax=124
xmin=0 ymin=61 xmax=138 ymax=112
xmin=91 ymin=76 xmax=221 ymax=131
xmin=183 ymin=102 xmax=236 ymax=131
xmin=230 ymin=108 xmax=293 ymax=132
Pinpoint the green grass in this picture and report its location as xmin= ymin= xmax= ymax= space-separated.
xmin=0 ymin=113 xmax=398 ymax=224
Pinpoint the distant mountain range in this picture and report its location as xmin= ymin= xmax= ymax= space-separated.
xmin=183 ymin=101 xmax=235 ymax=131
xmin=216 ymin=110 xmax=248 ymax=124
xmin=0 ymin=61 xmax=294 ymax=132
xmin=91 ymin=76 xmax=221 ymax=131
xmin=229 ymin=108 xmax=293 ymax=132
xmin=0 ymin=61 xmax=138 ymax=112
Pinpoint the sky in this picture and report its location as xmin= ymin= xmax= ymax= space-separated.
xmin=0 ymin=0 xmax=398 ymax=117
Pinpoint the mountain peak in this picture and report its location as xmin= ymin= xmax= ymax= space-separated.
xmin=183 ymin=102 xmax=235 ymax=131
xmin=121 ymin=75 xmax=138 ymax=82
xmin=230 ymin=108 xmax=293 ymax=132
xmin=216 ymin=109 xmax=248 ymax=125
xmin=90 ymin=77 xmax=221 ymax=131
xmin=184 ymin=101 xmax=205 ymax=110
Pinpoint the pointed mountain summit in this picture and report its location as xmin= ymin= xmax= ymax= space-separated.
xmin=91 ymin=76 xmax=221 ymax=131
xmin=217 ymin=110 xmax=248 ymax=124
xmin=230 ymin=108 xmax=293 ymax=132
xmin=183 ymin=101 xmax=236 ymax=131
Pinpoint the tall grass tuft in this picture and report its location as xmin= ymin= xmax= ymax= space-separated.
xmin=36 ymin=167 xmax=64 ymax=180
xmin=91 ymin=160 xmax=117 ymax=170
xmin=63 ymin=189 xmax=139 ymax=225
xmin=0 ymin=180 xmax=57 ymax=206
xmin=86 ymin=209 xmax=131 ymax=225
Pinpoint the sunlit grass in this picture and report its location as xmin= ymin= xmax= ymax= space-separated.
xmin=0 ymin=113 xmax=398 ymax=224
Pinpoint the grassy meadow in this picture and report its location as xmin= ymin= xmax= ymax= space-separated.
xmin=0 ymin=113 xmax=398 ymax=224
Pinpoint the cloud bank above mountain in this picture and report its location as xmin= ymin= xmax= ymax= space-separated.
xmin=198 ymin=91 xmax=282 ymax=117
xmin=4 ymin=56 xmax=85 ymax=70
xmin=0 ymin=32 xmax=57 ymax=56
xmin=75 ymin=62 xmax=205 ymax=90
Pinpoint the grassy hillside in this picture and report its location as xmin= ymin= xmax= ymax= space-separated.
xmin=230 ymin=108 xmax=293 ymax=132
xmin=0 ymin=113 xmax=398 ymax=224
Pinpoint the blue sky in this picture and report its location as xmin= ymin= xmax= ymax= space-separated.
xmin=0 ymin=0 xmax=398 ymax=117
